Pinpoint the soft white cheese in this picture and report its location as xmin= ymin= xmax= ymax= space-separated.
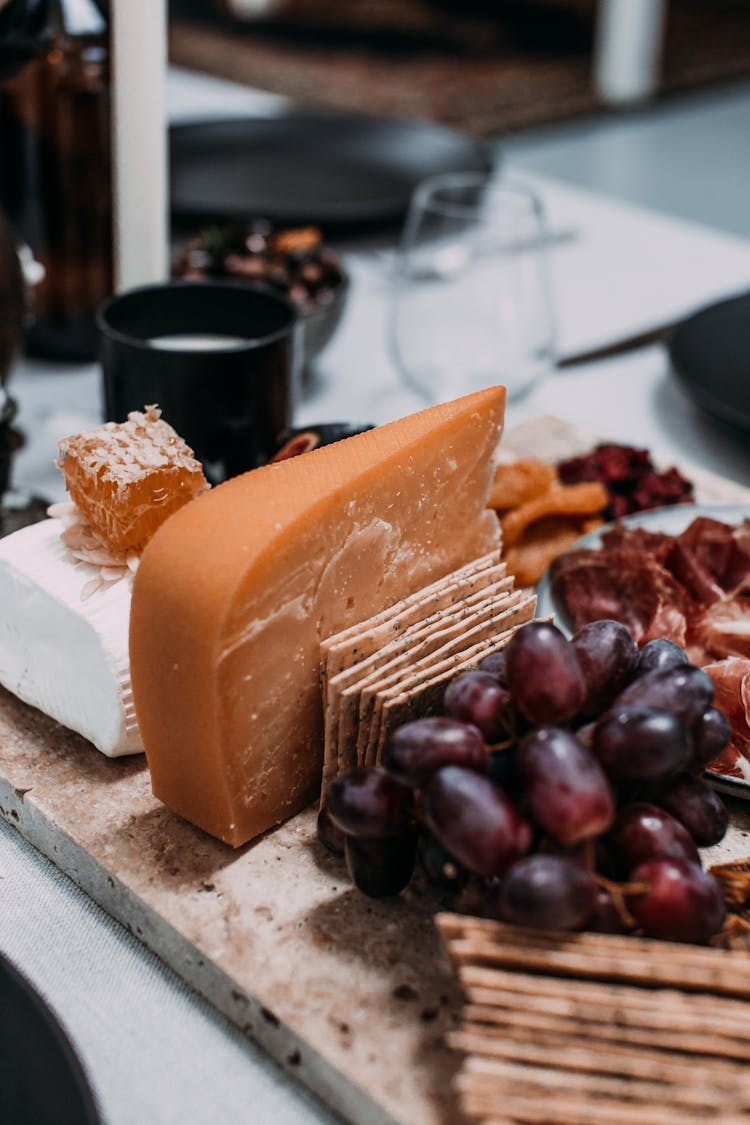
xmin=0 ymin=519 xmax=142 ymax=757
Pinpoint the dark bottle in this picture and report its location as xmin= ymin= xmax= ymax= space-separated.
xmin=0 ymin=0 xmax=112 ymax=361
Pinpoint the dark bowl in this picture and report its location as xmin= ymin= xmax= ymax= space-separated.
xmin=301 ymin=270 xmax=350 ymax=362
xmin=172 ymin=224 xmax=349 ymax=368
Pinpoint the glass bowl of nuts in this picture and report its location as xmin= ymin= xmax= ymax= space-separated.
xmin=172 ymin=222 xmax=349 ymax=367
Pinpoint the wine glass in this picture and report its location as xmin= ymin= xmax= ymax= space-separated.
xmin=390 ymin=172 xmax=556 ymax=404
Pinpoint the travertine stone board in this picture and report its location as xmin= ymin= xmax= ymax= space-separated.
xmin=4 ymin=687 xmax=750 ymax=1125
xmin=0 ymin=686 xmax=462 ymax=1125
xmin=4 ymin=419 xmax=750 ymax=1123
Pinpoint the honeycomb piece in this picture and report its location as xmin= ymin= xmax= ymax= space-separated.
xmin=57 ymin=406 xmax=209 ymax=552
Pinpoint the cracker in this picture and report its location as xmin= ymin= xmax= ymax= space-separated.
xmin=373 ymin=635 xmax=512 ymax=766
xmin=360 ymin=588 xmax=529 ymax=767
xmin=321 ymin=549 xmax=502 ymax=676
xmin=320 ymin=551 xmax=502 ymax=799
xmin=345 ymin=578 xmax=515 ymax=768
xmin=371 ymin=594 xmax=537 ymax=764
xmin=326 ymin=564 xmax=509 ymax=782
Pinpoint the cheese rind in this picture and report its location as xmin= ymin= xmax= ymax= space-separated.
xmin=129 ymin=388 xmax=506 ymax=846
xmin=0 ymin=520 xmax=141 ymax=757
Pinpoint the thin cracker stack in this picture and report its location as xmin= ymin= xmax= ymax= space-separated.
xmin=348 ymin=579 xmax=517 ymax=767
xmin=438 ymin=913 xmax=750 ymax=1125
xmin=319 ymin=551 xmax=536 ymax=800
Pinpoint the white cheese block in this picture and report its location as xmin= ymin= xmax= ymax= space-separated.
xmin=0 ymin=519 xmax=142 ymax=757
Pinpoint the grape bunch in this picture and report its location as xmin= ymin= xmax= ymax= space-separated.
xmin=319 ymin=620 xmax=732 ymax=945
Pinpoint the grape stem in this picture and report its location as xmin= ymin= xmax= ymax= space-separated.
xmin=487 ymin=706 xmax=520 ymax=749
xmin=593 ymin=874 xmax=649 ymax=930
xmin=487 ymin=736 xmax=515 ymax=753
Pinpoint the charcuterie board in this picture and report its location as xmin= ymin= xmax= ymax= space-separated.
xmin=3 ymin=418 xmax=750 ymax=1125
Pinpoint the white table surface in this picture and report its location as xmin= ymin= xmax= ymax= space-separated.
xmin=4 ymin=67 xmax=750 ymax=1125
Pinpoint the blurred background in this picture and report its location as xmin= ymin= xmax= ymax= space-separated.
xmin=167 ymin=0 xmax=750 ymax=134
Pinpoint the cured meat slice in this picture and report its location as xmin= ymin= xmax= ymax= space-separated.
xmin=664 ymin=539 xmax=724 ymax=607
xmin=709 ymin=740 xmax=746 ymax=779
xmin=703 ymin=657 xmax=750 ymax=779
xmin=704 ymin=657 xmax=750 ymax=739
xmin=693 ymin=597 xmax=750 ymax=661
xmin=678 ymin=517 xmax=750 ymax=593
xmin=644 ymin=601 xmax=689 ymax=648
xmin=599 ymin=525 xmax=673 ymax=558
xmin=552 ymin=516 xmax=750 ymax=654
xmin=550 ymin=549 xmax=654 ymax=638
xmin=550 ymin=547 xmax=688 ymax=644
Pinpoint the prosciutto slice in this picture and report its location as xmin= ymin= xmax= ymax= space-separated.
xmin=552 ymin=517 xmax=750 ymax=655
xmin=677 ymin=517 xmax=750 ymax=593
xmin=703 ymin=657 xmax=750 ymax=779
xmin=693 ymin=597 xmax=750 ymax=661
xmin=550 ymin=546 xmax=689 ymax=645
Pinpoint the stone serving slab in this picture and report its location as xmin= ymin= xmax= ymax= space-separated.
xmin=0 ymin=684 xmax=463 ymax=1125
xmin=4 ymin=686 xmax=750 ymax=1125
xmin=3 ymin=423 xmax=750 ymax=1124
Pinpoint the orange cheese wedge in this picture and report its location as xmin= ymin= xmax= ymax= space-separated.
xmin=129 ymin=387 xmax=505 ymax=846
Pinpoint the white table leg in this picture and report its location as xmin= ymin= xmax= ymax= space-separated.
xmin=593 ymin=0 xmax=668 ymax=106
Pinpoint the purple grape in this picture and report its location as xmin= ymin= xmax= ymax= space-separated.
xmin=518 ymin=727 xmax=614 ymax=845
xmin=652 ymin=772 xmax=729 ymax=846
xmin=587 ymin=887 xmax=628 ymax=935
xmin=486 ymin=743 xmax=522 ymax=799
xmin=385 ymin=717 xmax=486 ymax=787
xmin=493 ymin=855 xmax=598 ymax=931
xmin=443 ymin=670 xmax=512 ymax=742
xmin=423 ymin=766 xmax=531 ymax=877
xmin=504 ymin=622 xmax=586 ymax=724
xmin=635 ymin=638 xmax=689 ymax=678
xmin=417 ymin=831 xmax=468 ymax=891
xmin=326 ymin=767 xmax=413 ymax=839
xmin=593 ymin=706 xmax=689 ymax=781
xmin=626 ymin=858 xmax=726 ymax=943
xmin=455 ymin=879 xmax=499 ymax=919
xmin=317 ymin=806 xmax=345 ymax=855
xmin=345 ymin=828 xmax=417 ymax=897
xmin=611 ymin=665 xmax=714 ymax=729
xmin=609 ymin=802 xmax=699 ymax=873
xmin=688 ymin=707 xmax=731 ymax=773
xmin=478 ymin=648 xmax=508 ymax=687
xmin=537 ymin=835 xmax=616 ymax=880
xmin=571 ymin=619 xmax=639 ymax=714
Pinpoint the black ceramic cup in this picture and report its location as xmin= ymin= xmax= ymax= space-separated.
xmin=97 ymin=281 xmax=300 ymax=484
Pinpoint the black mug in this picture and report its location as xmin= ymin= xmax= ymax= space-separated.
xmin=97 ymin=281 xmax=300 ymax=484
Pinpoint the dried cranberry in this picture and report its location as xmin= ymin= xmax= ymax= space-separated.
xmin=608 ymin=495 xmax=633 ymax=520
xmin=557 ymin=443 xmax=693 ymax=522
xmin=596 ymin=443 xmax=646 ymax=483
xmin=557 ymin=453 xmax=596 ymax=485
xmin=632 ymin=468 xmax=693 ymax=511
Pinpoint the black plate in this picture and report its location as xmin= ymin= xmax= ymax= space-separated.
xmin=0 ymin=953 xmax=100 ymax=1125
xmin=169 ymin=113 xmax=490 ymax=226
xmin=669 ymin=291 xmax=750 ymax=431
